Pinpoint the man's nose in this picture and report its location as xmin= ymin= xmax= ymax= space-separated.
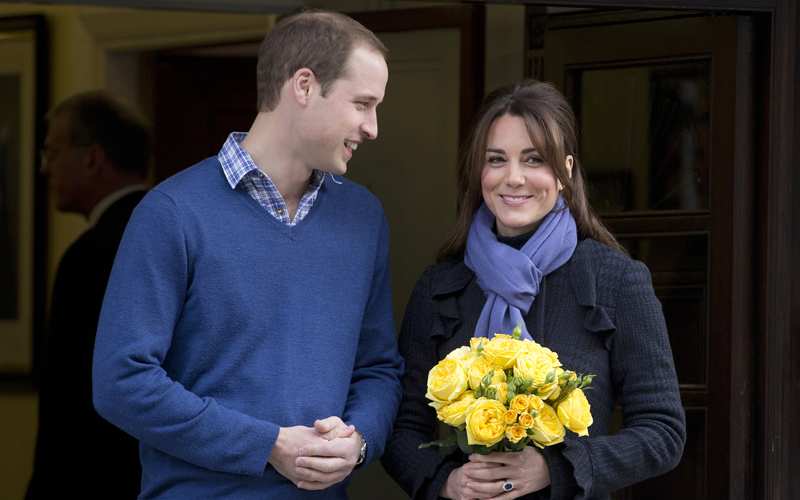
xmin=361 ymin=109 xmax=378 ymax=140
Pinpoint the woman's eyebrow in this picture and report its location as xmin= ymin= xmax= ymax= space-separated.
xmin=486 ymin=147 xmax=538 ymax=154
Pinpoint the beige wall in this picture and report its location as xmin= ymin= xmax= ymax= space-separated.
xmin=0 ymin=2 xmax=524 ymax=498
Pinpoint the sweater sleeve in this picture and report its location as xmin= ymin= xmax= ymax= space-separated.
xmin=557 ymin=258 xmax=686 ymax=498
xmin=92 ymin=191 xmax=277 ymax=477
xmin=342 ymin=213 xmax=404 ymax=466
xmin=380 ymin=267 xmax=468 ymax=500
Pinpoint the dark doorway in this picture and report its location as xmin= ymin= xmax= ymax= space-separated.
xmin=527 ymin=8 xmax=765 ymax=499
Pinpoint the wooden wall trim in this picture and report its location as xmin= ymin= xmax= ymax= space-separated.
xmin=763 ymin=1 xmax=797 ymax=499
xmin=730 ymin=15 xmax=757 ymax=499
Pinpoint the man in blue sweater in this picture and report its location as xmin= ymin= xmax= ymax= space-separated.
xmin=92 ymin=10 xmax=403 ymax=499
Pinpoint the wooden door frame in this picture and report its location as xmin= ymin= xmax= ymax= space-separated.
xmin=491 ymin=1 xmax=797 ymax=499
xmin=350 ymin=4 xmax=486 ymax=147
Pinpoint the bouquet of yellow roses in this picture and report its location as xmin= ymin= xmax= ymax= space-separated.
xmin=419 ymin=324 xmax=594 ymax=454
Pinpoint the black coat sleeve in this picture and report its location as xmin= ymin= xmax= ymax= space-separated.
xmin=558 ymin=258 xmax=686 ymax=498
xmin=381 ymin=267 xmax=467 ymax=500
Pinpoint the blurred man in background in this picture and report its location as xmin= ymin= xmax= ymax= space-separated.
xmin=26 ymin=90 xmax=150 ymax=499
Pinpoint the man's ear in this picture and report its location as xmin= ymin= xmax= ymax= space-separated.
xmin=83 ymin=144 xmax=107 ymax=178
xmin=292 ymin=67 xmax=316 ymax=106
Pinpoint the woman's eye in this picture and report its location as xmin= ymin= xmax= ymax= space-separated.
xmin=487 ymin=156 xmax=505 ymax=165
xmin=525 ymin=155 xmax=544 ymax=165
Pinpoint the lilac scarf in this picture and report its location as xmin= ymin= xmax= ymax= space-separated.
xmin=464 ymin=197 xmax=578 ymax=340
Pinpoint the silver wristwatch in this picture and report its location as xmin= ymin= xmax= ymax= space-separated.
xmin=355 ymin=437 xmax=368 ymax=467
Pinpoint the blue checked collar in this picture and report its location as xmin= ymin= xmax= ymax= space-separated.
xmin=218 ymin=133 xmax=335 ymax=226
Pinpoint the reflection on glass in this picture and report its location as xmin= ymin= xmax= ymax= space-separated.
xmin=572 ymin=59 xmax=711 ymax=213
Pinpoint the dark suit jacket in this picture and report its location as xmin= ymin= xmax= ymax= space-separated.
xmin=26 ymin=191 xmax=146 ymax=500
xmin=381 ymin=239 xmax=686 ymax=500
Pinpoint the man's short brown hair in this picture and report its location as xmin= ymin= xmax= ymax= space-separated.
xmin=46 ymin=91 xmax=151 ymax=178
xmin=256 ymin=9 xmax=388 ymax=112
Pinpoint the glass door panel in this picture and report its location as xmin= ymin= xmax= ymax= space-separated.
xmin=569 ymin=59 xmax=711 ymax=213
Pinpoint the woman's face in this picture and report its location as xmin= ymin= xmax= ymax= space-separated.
xmin=480 ymin=114 xmax=572 ymax=237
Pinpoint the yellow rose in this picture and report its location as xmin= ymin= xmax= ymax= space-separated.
xmin=465 ymin=398 xmax=507 ymax=447
xmin=494 ymin=382 xmax=509 ymax=404
xmin=468 ymin=358 xmax=506 ymax=390
xmin=470 ymin=337 xmax=484 ymax=353
xmin=510 ymin=394 xmax=530 ymax=414
xmin=528 ymin=394 xmax=545 ymax=412
xmin=505 ymin=424 xmax=527 ymax=443
xmin=447 ymin=346 xmax=478 ymax=372
xmin=445 ymin=346 xmax=472 ymax=360
xmin=524 ymin=340 xmax=562 ymax=368
xmin=556 ymin=388 xmax=593 ymax=437
xmin=426 ymin=358 xmax=469 ymax=406
xmin=436 ymin=391 xmax=477 ymax=426
xmin=518 ymin=412 xmax=535 ymax=429
xmin=503 ymin=410 xmax=518 ymax=425
xmin=529 ymin=403 xmax=565 ymax=447
xmin=481 ymin=335 xmax=525 ymax=370
xmin=514 ymin=351 xmax=558 ymax=398
xmin=539 ymin=380 xmax=561 ymax=401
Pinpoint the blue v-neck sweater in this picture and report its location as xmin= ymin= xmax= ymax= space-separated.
xmin=93 ymin=157 xmax=403 ymax=499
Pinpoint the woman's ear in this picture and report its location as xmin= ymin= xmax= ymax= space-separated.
xmin=558 ymin=155 xmax=574 ymax=191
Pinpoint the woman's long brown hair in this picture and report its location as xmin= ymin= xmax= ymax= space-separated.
xmin=437 ymin=80 xmax=627 ymax=262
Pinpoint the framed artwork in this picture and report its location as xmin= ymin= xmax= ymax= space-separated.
xmin=0 ymin=15 xmax=48 ymax=385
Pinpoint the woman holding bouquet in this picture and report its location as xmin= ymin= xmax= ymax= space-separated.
xmin=381 ymin=80 xmax=686 ymax=500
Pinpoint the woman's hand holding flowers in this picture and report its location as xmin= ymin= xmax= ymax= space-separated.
xmin=440 ymin=447 xmax=550 ymax=499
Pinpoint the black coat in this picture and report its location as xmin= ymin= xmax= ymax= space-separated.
xmin=26 ymin=191 xmax=145 ymax=500
xmin=381 ymin=239 xmax=686 ymax=500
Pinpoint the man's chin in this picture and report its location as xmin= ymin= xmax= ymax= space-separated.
xmin=321 ymin=164 xmax=348 ymax=176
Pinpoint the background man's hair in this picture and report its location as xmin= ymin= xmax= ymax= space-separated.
xmin=47 ymin=90 xmax=151 ymax=178
xmin=256 ymin=9 xmax=388 ymax=112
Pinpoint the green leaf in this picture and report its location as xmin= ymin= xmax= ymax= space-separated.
xmin=509 ymin=438 xmax=528 ymax=452
xmin=418 ymin=433 xmax=459 ymax=449
xmin=455 ymin=429 xmax=477 ymax=454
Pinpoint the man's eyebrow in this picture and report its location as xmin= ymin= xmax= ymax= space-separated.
xmin=354 ymin=94 xmax=380 ymax=103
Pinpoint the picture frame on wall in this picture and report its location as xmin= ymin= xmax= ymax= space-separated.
xmin=0 ymin=15 xmax=48 ymax=386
